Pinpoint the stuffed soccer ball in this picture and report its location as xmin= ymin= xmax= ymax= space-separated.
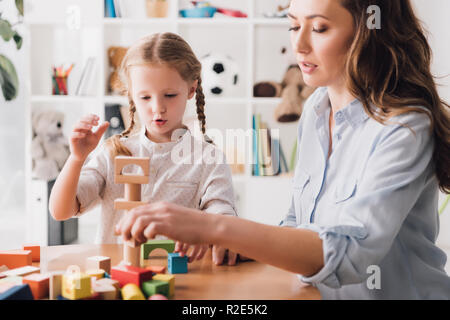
xmin=200 ymin=53 xmax=239 ymax=97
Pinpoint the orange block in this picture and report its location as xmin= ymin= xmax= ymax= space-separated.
xmin=0 ymin=250 xmax=32 ymax=269
xmin=22 ymin=246 xmax=40 ymax=262
xmin=145 ymin=265 xmax=166 ymax=274
xmin=23 ymin=273 xmax=49 ymax=300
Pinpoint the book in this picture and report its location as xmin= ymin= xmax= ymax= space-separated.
xmin=76 ymin=57 xmax=96 ymax=96
xmin=279 ymin=141 xmax=289 ymax=173
xmin=255 ymin=114 xmax=265 ymax=176
xmin=260 ymin=122 xmax=273 ymax=176
xmin=252 ymin=115 xmax=259 ymax=176
xmin=105 ymin=0 xmax=117 ymax=18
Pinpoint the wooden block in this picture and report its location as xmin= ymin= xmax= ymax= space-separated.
xmin=121 ymin=283 xmax=145 ymax=300
xmin=0 ymin=250 xmax=32 ymax=269
xmin=0 ymin=283 xmax=34 ymax=300
xmin=22 ymin=273 xmax=50 ymax=300
xmin=142 ymin=239 xmax=175 ymax=259
xmin=145 ymin=265 xmax=166 ymax=274
xmin=86 ymin=256 xmax=111 ymax=274
xmin=22 ymin=245 xmax=40 ymax=262
xmin=148 ymin=294 xmax=168 ymax=300
xmin=96 ymin=278 xmax=120 ymax=291
xmin=0 ymin=276 xmax=23 ymax=285
xmin=110 ymin=264 xmax=153 ymax=288
xmin=86 ymin=269 xmax=105 ymax=280
xmin=2 ymin=266 xmax=40 ymax=277
xmin=114 ymin=156 xmax=150 ymax=176
xmin=123 ymin=243 xmax=141 ymax=267
xmin=62 ymin=273 xmax=92 ymax=300
xmin=114 ymin=199 xmax=146 ymax=211
xmin=141 ymin=280 xmax=169 ymax=298
xmin=114 ymin=174 xmax=149 ymax=185
xmin=152 ymin=274 xmax=175 ymax=297
xmin=49 ymin=271 xmax=64 ymax=300
xmin=92 ymin=281 xmax=119 ymax=300
xmin=168 ymin=253 xmax=188 ymax=274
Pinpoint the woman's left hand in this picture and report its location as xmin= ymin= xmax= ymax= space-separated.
xmin=114 ymin=201 xmax=217 ymax=245
xmin=175 ymin=241 xmax=209 ymax=263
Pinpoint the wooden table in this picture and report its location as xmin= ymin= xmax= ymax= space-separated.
xmin=36 ymin=244 xmax=320 ymax=300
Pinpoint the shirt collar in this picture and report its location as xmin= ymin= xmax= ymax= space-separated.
xmin=139 ymin=125 xmax=191 ymax=152
xmin=313 ymin=87 xmax=370 ymax=129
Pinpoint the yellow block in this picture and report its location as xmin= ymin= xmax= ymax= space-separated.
xmin=152 ymin=274 xmax=175 ymax=297
xmin=62 ymin=273 xmax=91 ymax=300
xmin=121 ymin=283 xmax=145 ymax=300
xmin=86 ymin=269 xmax=105 ymax=280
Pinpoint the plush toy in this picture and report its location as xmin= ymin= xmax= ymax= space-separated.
xmin=253 ymin=45 xmax=315 ymax=122
xmin=274 ymin=65 xmax=316 ymax=122
xmin=108 ymin=46 xmax=128 ymax=94
xmin=31 ymin=110 xmax=70 ymax=181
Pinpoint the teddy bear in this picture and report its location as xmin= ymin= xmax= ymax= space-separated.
xmin=253 ymin=45 xmax=315 ymax=122
xmin=108 ymin=46 xmax=129 ymax=94
xmin=31 ymin=110 xmax=70 ymax=181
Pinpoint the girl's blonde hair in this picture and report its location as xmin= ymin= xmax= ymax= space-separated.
xmin=105 ymin=32 xmax=207 ymax=159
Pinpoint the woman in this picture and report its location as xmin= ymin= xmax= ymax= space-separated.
xmin=115 ymin=0 xmax=450 ymax=299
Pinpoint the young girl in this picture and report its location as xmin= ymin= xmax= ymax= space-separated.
xmin=49 ymin=32 xmax=240 ymax=265
xmin=115 ymin=0 xmax=450 ymax=299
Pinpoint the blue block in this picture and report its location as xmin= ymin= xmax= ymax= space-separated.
xmin=168 ymin=253 xmax=188 ymax=274
xmin=104 ymin=272 xmax=111 ymax=279
xmin=0 ymin=284 xmax=34 ymax=300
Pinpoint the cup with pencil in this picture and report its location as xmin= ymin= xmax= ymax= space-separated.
xmin=52 ymin=64 xmax=74 ymax=95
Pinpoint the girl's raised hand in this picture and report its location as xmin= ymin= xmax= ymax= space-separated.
xmin=70 ymin=114 xmax=109 ymax=162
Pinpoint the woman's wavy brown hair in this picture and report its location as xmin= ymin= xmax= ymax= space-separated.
xmin=105 ymin=32 xmax=208 ymax=159
xmin=340 ymin=0 xmax=450 ymax=193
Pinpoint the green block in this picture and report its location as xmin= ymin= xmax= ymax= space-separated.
xmin=141 ymin=240 xmax=175 ymax=260
xmin=142 ymin=280 xmax=169 ymax=298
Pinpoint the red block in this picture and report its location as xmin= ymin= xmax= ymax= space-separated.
xmin=0 ymin=250 xmax=32 ymax=269
xmin=22 ymin=246 xmax=40 ymax=262
xmin=23 ymin=273 xmax=50 ymax=300
xmin=111 ymin=264 xmax=153 ymax=288
xmin=145 ymin=265 xmax=166 ymax=274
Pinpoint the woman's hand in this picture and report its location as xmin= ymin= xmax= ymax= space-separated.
xmin=175 ymin=242 xmax=209 ymax=263
xmin=114 ymin=202 xmax=217 ymax=245
xmin=212 ymin=245 xmax=253 ymax=265
xmin=70 ymin=114 xmax=109 ymax=162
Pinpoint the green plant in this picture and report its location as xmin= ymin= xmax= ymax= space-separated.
xmin=0 ymin=0 xmax=23 ymax=101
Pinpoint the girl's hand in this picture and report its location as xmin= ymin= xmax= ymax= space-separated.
xmin=212 ymin=245 xmax=253 ymax=265
xmin=114 ymin=202 xmax=217 ymax=245
xmin=175 ymin=241 xmax=209 ymax=263
xmin=70 ymin=114 xmax=109 ymax=162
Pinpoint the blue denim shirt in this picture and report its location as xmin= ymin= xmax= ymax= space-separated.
xmin=280 ymin=87 xmax=450 ymax=299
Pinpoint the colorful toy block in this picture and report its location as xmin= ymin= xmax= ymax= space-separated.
xmin=110 ymin=264 xmax=153 ymax=288
xmin=92 ymin=280 xmax=119 ymax=300
xmin=86 ymin=256 xmax=111 ymax=274
xmin=168 ymin=253 xmax=188 ymax=274
xmin=145 ymin=265 xmax=166 ymax=274
xmin=62 ymin=272 xmax=92 ymax=300
xmin=86 ymin=269 xmax=105 ymax=280
xmin=0 ymin=276 xmax=23 ymax=285
xmin=22 ymin=245 xmax=40 ymax=262
xmin=2 ymin=266 xmax=40 ymax=277
xmin=121 ymin=283 xmax=145 ymax=300
xmin=0 ymin=283 xmax=34 ymax=300
xmin=152 ymin=274 xmax=175 ymax=297
xmin=22 ymin=273 xmax=49 ymax=300
xmin=49 ymin=271 xmax=64 ymax=300
xmin=142 ymin=280 xmax=169 ymax=298
xmin=141 ymin=240 xmax=176 ymax=260
xmin=0 ymin=250 xmax=32 ymax=269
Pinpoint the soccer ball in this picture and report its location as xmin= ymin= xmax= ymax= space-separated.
xmin=200 ymin=53 xmax=240 ymax=97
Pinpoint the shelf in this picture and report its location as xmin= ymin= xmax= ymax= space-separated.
xmin=178 ymin=18 xmax=249 ymax=25
xmin=103 ymin=17 xmax=174 ymax=26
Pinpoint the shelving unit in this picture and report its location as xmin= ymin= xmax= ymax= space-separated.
xmin=23 ymin=0 xmax=297 ymax=244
